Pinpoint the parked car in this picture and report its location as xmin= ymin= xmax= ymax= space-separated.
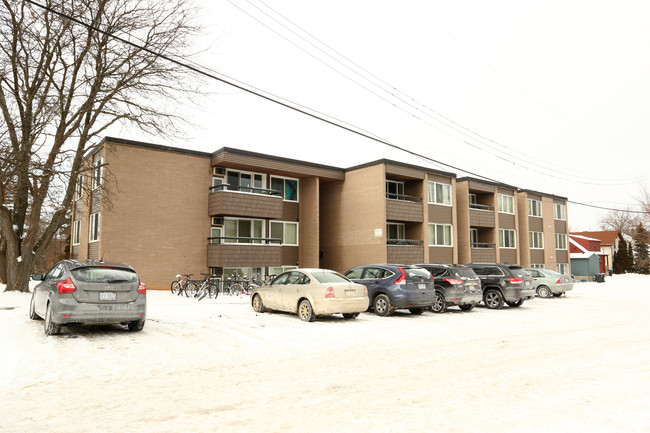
xmin=524 ymin=268 xmax=574 ymax=298
xmin=30 ymin=260 xmax=146 ymax=335
xmin=415 ymin=264 xmax=482 ymax=313
xmin=250 ymin=269 xmax=368 ymax=322
xmin=344 ymin=264 xmax=436 ymax=316
xmin=464 ymin=263 xmax=535 ymax=309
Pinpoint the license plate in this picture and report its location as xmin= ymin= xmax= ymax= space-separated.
xmin=418 ymin=283 xmax=426 ymax=289
xmin=99 ymin=292 xmax=116 ymax=301
xmin=345 ymin=289 xmax=355 ymax=297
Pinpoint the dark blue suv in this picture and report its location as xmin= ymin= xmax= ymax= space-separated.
xmin=344 ymin=264 xmax=436 ymax=316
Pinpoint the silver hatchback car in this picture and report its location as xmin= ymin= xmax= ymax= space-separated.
xmin=30 ymin=260 xmax=146 ymax=335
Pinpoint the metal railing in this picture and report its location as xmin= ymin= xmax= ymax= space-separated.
xmin=209 ymin=183 xmax=282 ymax=196
xmin=208 ymin=236 xmax=283 ymax=245
xmin=386 ymin=192 xmax=423 ymax=202
xmin=471 ymin=242 xmax=496 ymax=249
xmin=469 ymin=203 xmax=494 ymax=211
xmin=387 ymin=238 xmax=424 ymax=246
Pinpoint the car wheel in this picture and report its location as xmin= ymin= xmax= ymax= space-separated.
xmin=537 ymin=285 xmax=552 ymax=298
xmin=483 ymin=289 xmax=504 ymax=310
xmin=431 ymin=292 xmax=446 ymax=313
xmin=298 ymin=299 xmax=314 ymax=322
xmin=29 ymin=294 xmax=41 ymax=320
xmin=408 ymin=307 xmax=424 ymax=315
xmin=373 ymin=294 xmax=391 ymax=317
xmin=506 ymin=299 xmax=524 ymax=307
xmin=342 ymin=313 xmax=359 ymax=319
xmin=44 ymin=303 xmax=61 ymax=336
xmin=252 ymin=294 xmax=265 ymax=313
xmin=459 ymin=304 xmax=475 ymax=311
xmin=128 ymin=320 xmax=145 ymax=332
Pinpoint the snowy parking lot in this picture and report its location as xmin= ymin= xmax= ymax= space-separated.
xmin=2 ymin=274 xmax=650 ymax=433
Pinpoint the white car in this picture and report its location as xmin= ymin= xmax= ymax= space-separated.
xmin=250 ymin=269 xmax=369 ymax=322
xmin=525 ymin=268 xmax=574 ymax=298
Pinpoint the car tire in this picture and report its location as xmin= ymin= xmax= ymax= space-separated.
xmin=298 ymin=299 xmax=314 ymax=322
xmin=44 ymin=303 xmax=61 ymax=336
xmin=252 ymin=294 xmax=265 ymax=313
xmin=29 ymin=294 xmax=41 ymax=320
xmin=373 ymin=294 xmax=391 ymax=317
xmin=483 ymin=289 xmax=504 ymax=310
xmin=128 ymin=320 xmax=145 ymax=332
xmin=342 ymin=313 xmax=359 ymax=319
xmin=505 ymin=299 xmax=524 ymax=307
xmin=537 ymin=285 xmax=552 ymax=298
xmin=431 ymin=292 xmax=446 ymax=313
xmin=459 ymin=304 xmax=475 ymax=311
xmin=408 ymin=307 xmax=424 ymax=315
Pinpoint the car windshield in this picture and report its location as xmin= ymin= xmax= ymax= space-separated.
xmin=404 ymin=268 xmax=432 ymax=282
xmin=311 ymin=271 xmax=351 ymax=284
xmin=72 ymin=266 xmax=138 ymax=283
xmin=509 ymin=268 xmax=530 ymax=278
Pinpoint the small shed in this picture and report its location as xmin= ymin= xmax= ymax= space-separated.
xmin=570 ymin=252 xmax=601 ymax=281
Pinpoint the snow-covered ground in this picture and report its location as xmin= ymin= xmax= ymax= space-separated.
xmin=1 ymin=274 xmax=649 ymax=433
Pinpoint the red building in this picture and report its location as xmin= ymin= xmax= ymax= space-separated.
xmin=569 ymin=234 xmax=608 ymax=273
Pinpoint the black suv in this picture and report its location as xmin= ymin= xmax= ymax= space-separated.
xmin=415 ymin=264 xmax=482 ymax=313
xmin=464 ymin=263 xmax=535 ymax=309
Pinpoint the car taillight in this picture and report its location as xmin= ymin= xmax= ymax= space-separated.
xmin=325 ymin=286 xmax=335 ymax=298
xmin=56 ymin=277 xmax=76 ymax=294
xmin=395 ymin=268 xmax=407 ymax=285
xmin=507 ymin=278 xmax=523 ymax=284
xmin=138 ymin=281 xmax=146 ymax=294
xmin=443 ymin=278 xmax=463 ymax=285
xmin=363 ymin=285 xmax=368 ymax=297
xmin=556 ymin=278 xmax=562 ymax=284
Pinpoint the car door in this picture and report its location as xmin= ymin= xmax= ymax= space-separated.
xmin=265 ymin=272 xmax=290 ymax=310
xmin=280 ymin=271 xmax=309 ymax=312
xmin=34 ymin=263 xmax=66 ymax=316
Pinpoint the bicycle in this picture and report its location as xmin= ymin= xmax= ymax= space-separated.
xmin=170 ymin=274 xmax=194 ymax=296
xmin=223 ymin=276 xmax=244 ymax=296
xmin=196 ymin=274 xmax=220 ymax=301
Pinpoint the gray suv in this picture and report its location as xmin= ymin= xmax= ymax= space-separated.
xmin=30 ymin=260 xmax=146 ymax=335
xmin=464 ymin=263 xmax=535 ymax=309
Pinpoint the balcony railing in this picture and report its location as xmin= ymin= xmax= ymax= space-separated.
xmin=471 ymin=242 xmax=496 ymax=249
xmin=469 ymin=203 xmax=494 ymax=211
xmin=387 ymin=238 xmax=424 ymax=246
xmin=386 ymin=192 xmax=422 ymax=202
xmin=208 ymin=236 xmax=283 ymax=244
xmin=210 ymin=183 xmax=282 ymax=196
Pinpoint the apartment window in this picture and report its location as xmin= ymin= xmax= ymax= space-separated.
xmin=269 ymin=266 xmax=298 ymax=277
xmin=468 ymin=194 xmax=477 ymax=205
xmin=530 ymin=263 xmax=544 ymax=269
xmin=91 ymin=156 xmax=103 ymax=190
xmin=226 ymin=170 xmax=265 ymax=193
xmin=427 ymin=182 xmax=452 ymax=206
xmin=387 ymin=223 xmax=405 ymax=242
xmin=498 ymin=194 xmax=514 ymax=214
xmin=528 ymin=199 xmax=542 ymax=217
xmin=554 ymin=203 xmax=566 ymax=220
xmin=224 ymin=218 xmax=264 ymax=244
xmin=428 ymin=223 xmax=453 ymax=246
xmin=210 ymin=227 xmax=222 ymax=244
xmin=270 ymin=176 xmax=298 ymax=201
xmin=499 ymin=229 xmax=516 ymax=248
xmin=470 ymin=229 xmax=478 ymax=246
xmin=555 ymin=233 xmax=568 ymax=250
xmin=557 ymin=263 xmax=569 ymax=275
xmin=270 ymin=221 xmax=298 ymax=245
xmin=72 ymin=220 xmax=80 ymax=245
xmin=223 ymin=267 xmax=263 ymax=280
xmin=89 ymin=213 xmax=100 ymax=242
xmin=529 ymin=231 xmax=544 ymax=249
xmin=75 ymin=174 xmax=83 ymax=200
xmin=386 ymin=180 xmax=405 ymax=199
xmin=212 ymin=177 xmax=224 ymax=190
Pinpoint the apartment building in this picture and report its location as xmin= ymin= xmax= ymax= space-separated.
xmin=70 ymin=137 xmax=570 ymax=289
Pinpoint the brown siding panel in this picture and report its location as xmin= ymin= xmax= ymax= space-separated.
xmin=88 ymin=242 xmax=99 ymax=260
xmin=207 ymin=244 xmax=282 ymax=268
xmin=500 ymin=249 xmax=517 ymax=264
xmin=282 ymin=246 xmax=299 ymax=267
xmin=530 ymin=250 xmax=545 ymax=264
xmin=388 ymin=245 xmax=425 ymax=264
xmin=555 ymin=220 xmax=567 ymax=233
xmin=428 ymin=205 xmax=452 ymax=223
xmin=386 ymin=200 xmax=423 ymax=222
xmin=469 ymin=209 xmax=495 ymax=227
xmin=428 ymin=247 xmax=453 ymax=264
xmin=498 ymin=213 xmax=516 ymax=229
xmin=471 ymin=248 xmax=497 ymax=263
xmin=529 ymin=218 xmax=543 ymax=231
xmin=556 ymin=250 xmax=568 ymax=263
xmin=283 ymin=202 xmax=300 ymax=222
xmin=209 ymin=191 xmax=283 ymax=219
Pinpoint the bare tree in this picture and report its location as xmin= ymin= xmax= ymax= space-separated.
xmin=0 ymin=0 xmax=202 ymax=291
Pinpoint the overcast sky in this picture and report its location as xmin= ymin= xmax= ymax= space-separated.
xmin=114 ymin=0 xmax=650 ymax=230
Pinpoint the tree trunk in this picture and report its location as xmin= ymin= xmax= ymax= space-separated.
xmin=3 ymin=240 xmax=34 ymax=293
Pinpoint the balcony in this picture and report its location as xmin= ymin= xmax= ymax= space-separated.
xmin=207 ymin=236 xmax=282 ymax=268
xmin=469 ymin=203 xmax=495 ymax=228
xmin=470 ymin=242 xmax=496 ymax=262
xmin=386 ymin=193 xmax=423 ymax=222
xmin=209 ymin=184 xmax=283 ymax=219
xmin=387 ymin=238 xmax=424 ymax=264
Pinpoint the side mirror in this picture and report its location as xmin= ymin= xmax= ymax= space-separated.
xmin=31 ymin=274 xmax=44 ymax=281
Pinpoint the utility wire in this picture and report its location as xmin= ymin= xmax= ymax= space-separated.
xmin=22 ymin=0 xmax=650 ymax=215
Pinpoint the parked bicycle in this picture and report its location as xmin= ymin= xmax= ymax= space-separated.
xmin=196 ymin=273 xmax=220 ymax=301
xmin=170 ymin=274 xmax=194 ymax=296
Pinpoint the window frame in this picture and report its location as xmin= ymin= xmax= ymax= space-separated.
xmin=386 ymin=222 xmax=406 ymax=241
xmin=428 ymin=223 xmax=453 ymax=247
xmin=270 ymin=176 xmax=299 ymax=202
xmin=386 ymin=180 xmax=405 ymax=200
xmin=528 ymin=198 xmax=542 ymax=217
xmin=223 ymin=217 xmax=265 ymax=244
xmin=499 ymin=229 xmax=516 ymax=248
xmin=555 ymin=233 xmax=567 ymax=250
xmin=427 ymin=181 xmax=452 ymax=206
xmin=89 ymin=212 xmax=100 ymax=242
xmin=556 ymin=263 xmax=569 ymax=275
xmin=91 ymin=156 xmax=103 ymax=190
xmin=497 ymin=194 xmax=515 ymax=214
xmin=72 ymin=220 xmax=81 ymax=245
xmin=75 ymin=174 xmax=83 ymax=200
xmin=270 ymin=221 xmax=299 ymax=246
xmin=529 ymin=231 xmax=544 ymax=249
xmin=554 ymin=203 xmax=566 ymax=220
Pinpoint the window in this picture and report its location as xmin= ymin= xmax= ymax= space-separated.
xmin=386 ymin=223 xmax=405 ymax=242
xmin=271 ymin=176 xmax=298 ymax=201
xmin=212 ymin=177 xmax=224 ymax=190
xmin=528 ymin=199 xmax=542 ymax=217
xmin=498 ymin=194 xmax=514 ymax=214
xmin=555 ymin=233 xmax=567 ymax=250
xmin=428 ymin=223 xmax=453 ymax=246
xmin=72 ymin=220 xmax=80 ymax=245
xmin=75 ymin=174 xmax=83 ymax=200
xmin=499 ymin=229 xmax=516 ymax=248
xmin=269 ymin=265 xmax=297 ymax=277
xmin=91 ymin=156 xmax=103 ymax=190
xmin=223 ymin=267 xmax=263 ymax=280
xmin=470 ymin=229 xmax=478 ymax=246
xmin=386 ymin=180 xmax=405 ymax=199
xmin=227 ymin=170 xmax=265 ymax=193
xmin=224 ymin=218 xmax=264 ymax=244
xmin=529 ymin=231 xmax=544 ymax=249
xmin=210 ymin=227 xmax=222 ymax=244
xmin=530 ymin=264 xmax=544 ymax=269
xmin=427 ymin=181 xmax=452 ymax=206
xmin=89 ymin=212 xmax=100 ymax=242
xmin=554 ymin=203 xmax=566 ymax=220
xmin=556 ymin=263 xmax=569 ymax=275
xmin=468 ymin=194 xmax=477 ymax=205
xmin=270 ymin=221 xmax=298 ymax=245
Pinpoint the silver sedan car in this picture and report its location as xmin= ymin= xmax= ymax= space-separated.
xmin=525 ymin=268 xmax=574 ymax=298
xmin=30 ymin=260 xmax=146 ymax=335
